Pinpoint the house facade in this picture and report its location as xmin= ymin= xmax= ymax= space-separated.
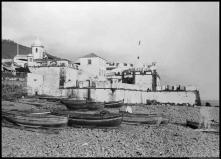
xmin=78 ymin=53 xmax=107 ymax=80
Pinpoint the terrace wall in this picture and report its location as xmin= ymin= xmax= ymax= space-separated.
xmin=59 ymin=88 xmax=200 ymax=105
xmin=25 ymin=67 xmax=200 ymax=105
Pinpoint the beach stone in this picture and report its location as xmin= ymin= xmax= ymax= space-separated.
xmin=2 ymin=101 xmax=219 ymax=157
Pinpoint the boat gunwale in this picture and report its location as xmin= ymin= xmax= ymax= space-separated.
xmin=3 ymin=116 xmax=68 ymax=126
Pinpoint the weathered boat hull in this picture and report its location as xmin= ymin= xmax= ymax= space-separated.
xmin=122 ymin=112 xmax=169 ymax=125
xmin=120 ymin=111 xmax=161 ymax=117
xmin=2 ymin=111 xmax=68 ymax=127
xmin=38 ymin=96 xmax=68 ymax=102
xmin=104 ymin=100 xmax=124 ymax=108
xmin=186 ymin=120 xmax=220 ymax=129
xmin=60 ymin=99 xmax=104 ymax=110
xmin=68 ymin=116 xmax=123 ymax=127
xmin=52 ymin=110 xmax=123 ymax=127
xmin=51 ymin=110 xmax=101 ymax=118
xmin=123 ymin=117 xmax=168 ymax=125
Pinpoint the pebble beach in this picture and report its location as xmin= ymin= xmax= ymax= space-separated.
xmin=2 ymin=100 xmax=220 ymax=157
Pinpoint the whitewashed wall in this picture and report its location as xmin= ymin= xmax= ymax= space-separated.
xmin=64 ymin=67 xmax=78 ymax=88
xmin=135 ymin=74 xmax=152 ymax=90
xmin=79 ymin=57 xmax=106 ymax=77
xmin=91 ymin=89 xmax=111 ymax=102
xmin=32 ymin=46 xmax=44 ymax=59
xmin=28 ymin=67 xmax=61 ymax=96
xmin=28 ymin=67 xmax=79 ymax=96
xmin=62 ymin=88 xmax=198 ymax=105
xmin=117 ymin=90 xmax=197 ymax=105
xmin=69 ymin=89 xmax=88 ymax=99
xmin=27 ymin=67 xmax=198 ymax=105
xmin=27 ymin=73 xmax=43 ymax=95
xmin=144 ymin=91 xmax=197 ymax=105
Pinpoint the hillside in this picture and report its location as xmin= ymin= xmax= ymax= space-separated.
xmin=1 ymin=39 xmax=63 ymax=60
xmin=2 ymin=40 xmax=31 ymax=59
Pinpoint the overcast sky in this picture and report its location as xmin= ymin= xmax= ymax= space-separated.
xmin=2 ymin=2 xmax=219 ymax=100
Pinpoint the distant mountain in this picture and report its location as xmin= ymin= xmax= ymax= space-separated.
xmin=2 ymin=39 xmax=31 ymax=59
xmin=1 ymin=39 xmax=64 ymax=60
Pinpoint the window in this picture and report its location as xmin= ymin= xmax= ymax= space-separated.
xmin=36 ymin=48 xmax=38 ymax=52
xmin=88 ymin=59 xmax=91 ymax=65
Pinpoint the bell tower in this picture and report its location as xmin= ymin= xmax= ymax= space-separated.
xmin=31 ymin=38 xmax=44 ymax=59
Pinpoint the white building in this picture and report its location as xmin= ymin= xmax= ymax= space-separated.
xmin=31 ymin=38 xmax=45 ymax=60
xmin=56 ymin=60 xmax=69 ymax=67
xmin=13 ymin=38 xmax=47 ymax=67
xmin=13 ymin=38 xmax=74 ymax=68
xmin=27 ymin=66 xmax=80 ymax=96
xmin=105 ymin=56 xmax=161 ymax=91
xmin=27 ymin=38 xmax=48 ymax=66
xmin=106 ymin=62 xmax=134 ymax=71
xmin=13 ymin=54 xmax=28 ymax=67
xmin=78 ymin=53 xmax=107 ymax=80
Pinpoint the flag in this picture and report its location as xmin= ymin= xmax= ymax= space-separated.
xmin=138 ymin=40 xmax=141 ymax=46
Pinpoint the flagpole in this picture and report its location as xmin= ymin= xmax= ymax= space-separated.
xmin=138 ymin=40 xmax=141 ymax=59
xmin=137 ymin=40 xmax=141 ymax=69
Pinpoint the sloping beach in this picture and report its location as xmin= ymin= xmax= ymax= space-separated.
xmin=2 ymin=100 xmax=219 ymax=157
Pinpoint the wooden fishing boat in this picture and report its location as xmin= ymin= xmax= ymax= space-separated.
xmin=104 ymin=99 xmax=124 ymax=108
xmin=2 ymin=111 xmax=68 ymax=127
xmin=52 ymin=110 xmax=123 ymax=127
xmin=60 ymin=99 xmax=104 ymax=110
xmin=51 ymin=109 xmax=99 ymax=117
xmin=68 ymin=113 xmax=123 ymax=127
xmin=186 ymin=120 xmax=219 ymax=130
xmin=121 ymin=112 xmax=169 ymax=125
xmin=120 ymin=111 xmax=161 ymax=117
xmin=38 ymin=96 xmax=68 ymax=102
xmin=68 ymin=116 xmax=123 ymax=127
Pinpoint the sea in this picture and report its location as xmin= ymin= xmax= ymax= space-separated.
xmin=201 ymin=100 xmax=219 ymax=107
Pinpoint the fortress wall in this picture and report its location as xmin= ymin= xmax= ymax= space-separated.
xmin=26 ymin=68 xmax=199 ymax=105
xmin=58 ymin=88 xmax=198 ymax=105
xmin=27 ymin=67 xmax=60 ymax=96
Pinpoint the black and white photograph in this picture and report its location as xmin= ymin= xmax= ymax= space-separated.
xmin=2 ymin=1 xmax=219 ymax=157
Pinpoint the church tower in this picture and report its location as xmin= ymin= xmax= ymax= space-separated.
xmin=31 ymin=38 xmax=44 ymax=59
